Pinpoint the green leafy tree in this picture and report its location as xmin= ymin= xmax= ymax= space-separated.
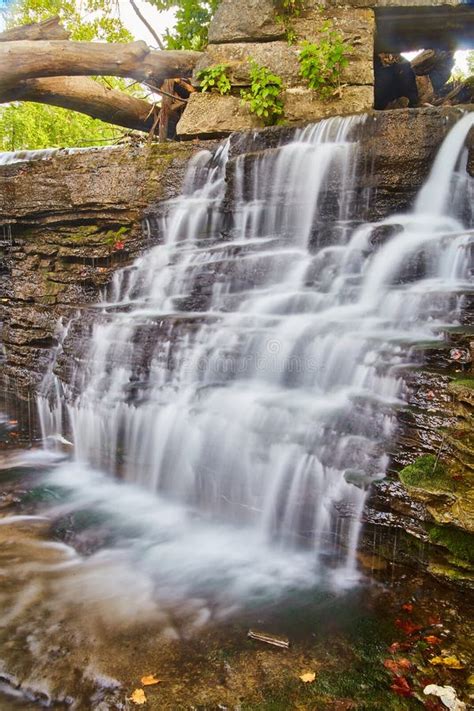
xmin=4 ymin=0 xmax=133 ymax=42
xmin=468 ymin=51 xmax=474 ymax=76
xmin=0 ymin=0 xmax=140 ymax=150
xmin=147 ymin=0 xmax=220 ymax=50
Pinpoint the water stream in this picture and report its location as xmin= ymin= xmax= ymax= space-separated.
xmin=36 ymin=113 xmax=473 ymax=612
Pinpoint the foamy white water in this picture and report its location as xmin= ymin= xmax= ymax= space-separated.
xmin=38 ymin=113 xmax=473 ymax=608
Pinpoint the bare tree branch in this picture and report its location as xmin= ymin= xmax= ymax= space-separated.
xmin=130 ymin=0 xmax=165 ymax=50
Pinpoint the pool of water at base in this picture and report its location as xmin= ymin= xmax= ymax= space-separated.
xmin=0 ymin=448 xmax=472 ymax=711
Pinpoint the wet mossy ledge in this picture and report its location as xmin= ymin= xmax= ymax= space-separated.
xmin=364 ymin=348 xmax=474 ymax=590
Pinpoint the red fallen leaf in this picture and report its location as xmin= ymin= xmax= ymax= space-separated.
xmin=384 ymin=658 xmax=412 ymax=675
xmin=390 ymin=676 xmax=412 ymax=697
xmin=402 ymin=603 xmax=414 ymax=613
xmin=427 ymin=615 xmax=441 ymax=625
xmin=395 ymin=619 xmax=422 ymax=635
xmin=426 ymin=390 xmax=436 ymax=400
xmin=424 ymin=700 xmax=444 ymax=711
xmin=424 ymin=635 xmax=441 ymax=645
xmin=114 ymin=240 xmax=125 ymax=251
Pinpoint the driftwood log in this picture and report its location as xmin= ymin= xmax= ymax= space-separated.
xmin=0 ymin=17 xmax=201 ymax=135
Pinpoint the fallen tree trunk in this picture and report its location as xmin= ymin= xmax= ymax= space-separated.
xmin=2 ymin=76 xmax=157 ymax=132
xmin=0 ymin=17 xmax=199 ymax=137
xmin=0 ymin=40 xmax=201 ymax=92
xmin=0 ymin=16 xmax=70 ymax=41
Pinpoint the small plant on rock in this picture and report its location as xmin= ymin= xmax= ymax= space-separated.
xmin=197 ymin=63 xmax=232 ymax=95
xmin=240 ymin=61 xmax=284 ymax=126
xmin=274 ymin=0 xmax=305 ymax=45
xmin=298 ymin=20 xmax=351 ymax=99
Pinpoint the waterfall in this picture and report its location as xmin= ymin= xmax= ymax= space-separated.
xmin=40 ymin=113 xmax=473 ymax=603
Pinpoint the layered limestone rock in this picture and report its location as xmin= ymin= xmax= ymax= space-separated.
xmin=0 ymin=141 xmax=214 ymax=399
xmin=177 ymin=1 xmax=374 ymax=137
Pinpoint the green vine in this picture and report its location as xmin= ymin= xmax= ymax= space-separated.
xmin=197 ymin=63 xmax=232 ymax=95
xmin=298 ymin=21 xmax=351 ymax=99
xmin=240 ymin=61 xmax=285 ymax=126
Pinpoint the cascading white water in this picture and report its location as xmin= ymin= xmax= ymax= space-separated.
xmin=40 ymin=113 xmax=473 ymax=605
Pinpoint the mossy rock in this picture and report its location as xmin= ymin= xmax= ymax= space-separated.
xmin=428 ymin=562 xmax=474 ymax=590
xmin=399 ymin=455 xmax=455 ymax=495
xmin=427 ymin=523 xmax=474 ymax=564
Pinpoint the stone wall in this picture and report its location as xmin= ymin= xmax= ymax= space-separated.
xmin=176 ymin=0 xmax=474 ymax=138
xmin=177 ymin=0 xmax=375 ymax=138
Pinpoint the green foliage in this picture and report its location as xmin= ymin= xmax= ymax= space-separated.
xmin=275 ymin=0 xmax=305 ymax=16
xmin=274 ymin=0 xmax=305 ymax=45
xmin=197 ymin=63 xmax=231 ymax=95
xmin=5 ymin=0 xmax=133 ymax=42
xmin=298 ymin=21 xmax=351 ymax=99
xmin=428 ymin=524 xmax=474 ymax=564
xmin=0 ymin=103 xmax=123 ymax=152
xmin=240 ymin=61 xmax=284 ymax=126
xmin=148 ymin=0 xmax=220 ymax=50
xmin=0 ymin=0 xmax=142 ymax=150
xmin=468 ymin=51 xmax=474 ymax=76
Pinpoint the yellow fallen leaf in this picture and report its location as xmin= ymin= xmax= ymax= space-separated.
xmin=429 ymin=655 xmax=464 ymax=669
xmin=299 ymin=671 xmax=316 ymax=683
xmin=129 ymin=688 xmax=147 ymax=705
xmin=140 ymin=675 xmax=160 ymax=686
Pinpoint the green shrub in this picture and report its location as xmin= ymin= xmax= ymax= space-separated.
xmin=197 ymin=63 xmax=232 ymax=95
xmin=298 ymin=21 xmax=351 ymax=99
xmin=240 ymin=61 xmax=284 ymax=126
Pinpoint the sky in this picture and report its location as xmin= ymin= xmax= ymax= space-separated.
xmin=115 ymin=0 xmax=175 ymax=47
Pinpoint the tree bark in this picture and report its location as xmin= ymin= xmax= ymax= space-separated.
xmin=0 ymin=40 xmax=201 ymax=93
xmin=1 ymin=76 xmax=157 ymax=132
xmin=0 ymin=16 xmax=70 ymax=42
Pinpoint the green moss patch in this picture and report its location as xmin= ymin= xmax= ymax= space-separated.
xmin=449 ymin=374 xmax=474 ymax=391
xmin=428 ymin=524 xmax=474 ymax=564
xmin=399 ymin=455 xmax=454 ymax=493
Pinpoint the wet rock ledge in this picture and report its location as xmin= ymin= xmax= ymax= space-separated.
xmin=0 ymin=140 xmax=215 ymax=399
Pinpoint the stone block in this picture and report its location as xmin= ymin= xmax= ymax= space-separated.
xmin=283 ymin=85 xmax=374 ymax=123
xmin=208 ymin=0 xmax=285 ymax=44
xmin=177 ymin=93 xmax=260 ymax=139
xmin=196 ymin=42 xmax=301 ymax=87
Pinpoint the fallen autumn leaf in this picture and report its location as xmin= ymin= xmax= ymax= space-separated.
xmin=140 ymin=675 xmax=160 ymax=686
xmin=129 ymin=688 xmax=147 ymax=705
xmin=429 ymin=656 xmax=464 ymax=669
